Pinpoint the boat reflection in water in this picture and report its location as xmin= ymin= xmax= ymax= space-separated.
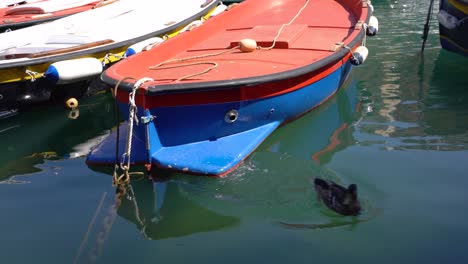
xmin=256 ymin=75 xmax=362 ymax=166
xmin=372 ymin=48 xmax=468 ymax=151
xmin=117 ymin=179 xmax=240 ymax=240
xmin=0 ymin=91 xmax=115 ymax=183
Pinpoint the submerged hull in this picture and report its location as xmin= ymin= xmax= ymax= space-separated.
xmin=87 ymin=0 xmax=376 ymax=176
xmin=438 ymin=0 xmax=468 ymax=56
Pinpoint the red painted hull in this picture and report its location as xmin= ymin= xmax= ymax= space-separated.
xmin=0 ymin=0 xmax=118 ymax=30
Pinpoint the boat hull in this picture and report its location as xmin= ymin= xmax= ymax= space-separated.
xmin=87 ymin=61 xmax=354 ymax=175
xmin=0 ymin=0 xmax=118 ymax=31
xmin=438 ymin=0 xmax=468 ymax=56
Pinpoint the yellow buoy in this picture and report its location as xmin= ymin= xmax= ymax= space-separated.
xmin=239 ymin=38 xmax=257 ymax=52
xmin=65 ymin=97 xmax=79 ymax=109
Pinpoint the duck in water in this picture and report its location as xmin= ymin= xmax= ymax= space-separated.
xmin=314 ymin=178 xmax=361 ymax=216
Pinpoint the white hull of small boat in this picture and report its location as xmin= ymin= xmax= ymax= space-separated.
xmin=0 ymin=0 xmax=222 ymax=111
xmin=0 ymin=0 xmax=219 ymax=66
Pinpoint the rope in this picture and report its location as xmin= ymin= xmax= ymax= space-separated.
xmin=258 ymin=0 xmax=310 ymax=50
xmin=148 ymin=46 xmax=238 ymax=82
xmin=149 ymin=46 xmax=237 ymax=69
xmin=102 ymin=52 xmax=123 ymax=67
xmin=421 ymin=0 xmax=436 ymax=52
xmin=25 ymin=69 xmax=42 ymax=82
xmin=341 ymin=22 xmax=369 ymax=62
xmin=73 ymin=192 xmax=107 ymax=264
xmin=151 ymin=61 xmax=219 ymax=81
xmin=147 ymin=0 xmax=310 ymax=80
xmin=111 ymin=77 xmax=152 ymax=186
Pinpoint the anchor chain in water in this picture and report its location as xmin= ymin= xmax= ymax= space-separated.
xmin=112 ymin=77 xmax=153 ymax=186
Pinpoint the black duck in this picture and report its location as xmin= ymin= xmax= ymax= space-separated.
xmin=314 ymin=178 xmax=361 ymax=216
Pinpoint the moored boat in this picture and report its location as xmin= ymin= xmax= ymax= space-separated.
xmin=86 ymin=0 xmax=378 ymax=176
xmin=438 ymin=0 xmax=468 ymax=56
xmin=0 ymin=0 xmax=222 ymax=112
xmin=0 ymin=0 xmax=119 ymax=31
xmin=1 ymin=0 xmax=41 ymax=8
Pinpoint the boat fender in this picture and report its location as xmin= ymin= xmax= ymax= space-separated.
xmin=437 ymin=10 xmax=459 ymax=29
xmin=366 ymin=16 xmax=379 ymax=36
xmin=124 ymin=37 xmax=165 ymax=57
xmin=65 ymin=97 xmax=78 ymax=109
xmin=350 ymin=46 xmax=369 ymax=66
xmin=368 ymin=1 xmax=374 ymax=13
xmin=45 ymin=58 xmax=103 ymax=84
xmin=209 ymin=4 xmax=227 ymax=17
xmin=181 ymin=20 xmax=203 ymax=32
xmin=239 ymin=38 xmax=257 ymax=52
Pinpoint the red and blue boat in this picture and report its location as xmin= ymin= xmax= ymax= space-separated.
xmin=87 ymin=0 xmax=378 ymax=176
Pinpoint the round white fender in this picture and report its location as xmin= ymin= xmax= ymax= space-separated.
xmin=437 ymin=10 xmax=459 ymax=29
xmin=124 ymin=37 xmax=165 ymax=57
xmin=350 ymin=46 xmax=369 ymax=66
xmin=45 ymin=57 xmax=103 ymax=84
xmin=366 ymin=16 xmax=379 ymax=36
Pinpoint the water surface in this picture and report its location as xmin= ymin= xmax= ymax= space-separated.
xmin=1 ymin=1 xmax=468 ymax=263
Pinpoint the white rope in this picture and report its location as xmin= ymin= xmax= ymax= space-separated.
xmin=258 ymin=0 xmax=310 ymax=50
xmin=102 ymin=53 xmax=123 ymax=66
xmin=25 ymin=69 xmax=41 ymax=82
xmin=120 ymin=77 xmax=154 ymax=175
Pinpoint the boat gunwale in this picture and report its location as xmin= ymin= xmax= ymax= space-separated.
xmin=0 ymin=0 xmax=221 ymax=70
xmin=104 ymin=1 xmax=372 ymax=96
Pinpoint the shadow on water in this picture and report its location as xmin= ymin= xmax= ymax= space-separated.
xmin=116 ymin=179 xmax=240 ymax=240
xmin=0 ymin=91 xmax=116 ymax=182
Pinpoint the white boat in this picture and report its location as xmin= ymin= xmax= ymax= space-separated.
xmin=0 ymin=0 xmax=41 ymax=7
xmin=0 ymin=0 xmax=223 ymax=112
xmin=0 ymin=0 xmax=119 ymax=31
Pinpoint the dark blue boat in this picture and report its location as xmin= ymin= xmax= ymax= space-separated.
xmin=438 ymin=0 xmax=468 ymax=56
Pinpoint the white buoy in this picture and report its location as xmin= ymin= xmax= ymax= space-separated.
xmin=124 ymin=37 xmax=165 ymax=57
xmin=350 ymin=46 xmax=369 ymax=66
xmin=438 ymin=10 xmax=459 ymax=29
xmin=45 ymin=58 xmax=103 ymax=84
xmin=65 ymin=97 xmax=78 ymax=109
xmin=367 ymin=1 xmax=375 ymax=13
xmin=239 ymin=38 xmax=257 ymax=52
xmin=181 ymin=20 xmax=203 ymax=32
xmin=209 ymin=4 xmax=227 ymax=17
xmin=366 ymin=16 xmax=379 ymax=36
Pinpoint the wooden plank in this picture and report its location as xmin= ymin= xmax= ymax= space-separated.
xmin=27 ymin=39 xmax=114 ymax=58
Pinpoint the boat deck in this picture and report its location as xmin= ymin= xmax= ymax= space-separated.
xmin=106 ymin=0 xmax=365 ymax=85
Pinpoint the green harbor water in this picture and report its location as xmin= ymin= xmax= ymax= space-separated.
xmin=1 ymin=1 xmax=468 ymax=263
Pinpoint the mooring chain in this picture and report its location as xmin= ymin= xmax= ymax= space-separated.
xmin=113 ymin=77 xmax=154 ymax=186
